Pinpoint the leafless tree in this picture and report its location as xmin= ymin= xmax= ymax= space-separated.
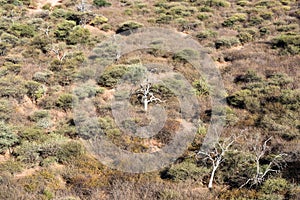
xmin=135 ymin=81 xmax=163 ymax=111
xmin=240 ymin=136 xmax=287 ymax=188
xmin=77 ymin=0 xmax=86 ymax=12
xmin=49 ymin=45 xmax=67 ymax=61
xmin=38 ymin=25 xmax=51 ymax=37
xmin=198 ymin=135 xmax=238 ymax=190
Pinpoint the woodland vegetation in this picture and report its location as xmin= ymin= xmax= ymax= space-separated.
xmin=0 ymin=0 xmax=299 ymax=199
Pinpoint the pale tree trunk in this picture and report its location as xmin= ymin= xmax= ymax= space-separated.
xmin=208 ymin=165 xmax=218 ymax=189
xmin=144 ymin=98 xmax=148 ymax=111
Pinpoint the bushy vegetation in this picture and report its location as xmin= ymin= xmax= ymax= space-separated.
xmin=0 ymin=0 xmax=298 ymax=199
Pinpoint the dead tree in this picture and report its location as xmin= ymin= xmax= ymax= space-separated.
xmin=77 ymin=0 xmax=86 ymax=12
xmin=39 ymin=25 xmax=51 ymax=37
xmin=240 ymin=137 xmax=286 ymax=188
xmin=135 ymin=81 xmax=163 ymax=111
xmin=50 ymin=46 xmax=67 ymax=61
xmin=198 ymin=135 xmax=238 ymax=190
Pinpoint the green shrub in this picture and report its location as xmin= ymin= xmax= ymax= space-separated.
xmin=193 ymin=79 xmax=209 ymax=96
xmin=259 ymin=10 xmax=273 ymax=20
xmin=73 ymin=82 xmax=104 ymax=99
xmin=66 ymin=26 xmax=90 ymax=45
xmin=0 ymin=99 xmax=12 ymax=121
xmin=0 ymin=75 xmax=26 ymax=99
xmin=215 ymin=37 xmax=240 ymax=49
xmin=222 ymin=13 xmax=247 ymax=27
xmin=57 ymin=141 xmax=85 ymax=163
xmin=249 ymin=16 xmax=264 ymax=26
xmin=116 ymin=21 xmax=143 ymax=34
xmin=1 ymin=33 xmax=19 ymax=47
xmin=238 ymin=32 xmax=254 ymax=43
xmin=100 ymin=23 xmax=112 ymax=31
xmin=169 ymin=6 xmax=197 ymax=17
xmin=155 ymin=14 xmax=173 ymax=24
xmin=96 ymin=65 xmax=128 ymax=87
xmin=54 ymin=20 xmax=76 ymax=40
xmin=237 ymin=0 xmax=250 ymax=6
xmin=234 ymin=70 xmax=262 ymax=83
xmin=173 ymin=48 xmax=199 ymax=62
xmin=90 ymin=15 xmax=108 ymax=26
xmin=205 ymin=0 xmax=231 ymax=7
xmin=261 ymin=178 xmax=290 ymax=195
xmin=227 ymin=89 xmax=252 ymax=109
xmin=272 ymin=34 xmax=300 ymax=55
xmin=19 ymin=127 xmax=47 ymax=142
xmin=259 ymin=27 xmax=270 ymax=36
xmin=93 ymin=0 xmax=111 ymax=7
xmin=56 ymin=93 xmax=74 ymax=111
xmin=25 ymin=81 xmax=45 ymax=102
xmin=196 ymin=30 xmax=217 ymax=40
xmin=197 ymin=12 xmax=212 ymax=20
xmin=161 ymin=159 xmax=210 ymax=181
xmin=10 ymin=23 xmax=35 ymax=37
xmin=32 ymin=71 xmax=53 ymax=83
xmin=2 ymin=62 xmax=21 ymax=74
xmin=0 ymin=159 xmax=23 ymax=174
xmin=42 ymin=3 xmax=51 ymax=10
xmin=0 ymin=122 xmax=18 ymax=153
xmin=29 ymin=110 xmax=50 ymax=122
xmin=276 ymin=24 xmax=298 ymax=32
xmin=31 ymin=35 xmax=51 ymax=54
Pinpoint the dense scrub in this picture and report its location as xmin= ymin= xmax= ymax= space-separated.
xmin=0 ymin=0 xmax=299 ymax=199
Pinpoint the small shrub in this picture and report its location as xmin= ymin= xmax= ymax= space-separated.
xmin=93 ymin=0 xmax=111 ymax=7
xmin=238 ymin=32 xmax=254 ymax=43
xmin=116 ymin=21 xmax=143 ymax=34
xmin=196 ymin=30 xmax=217 ymax=40
xmin=96 ymin=65 xmax=128 ymax=87
xmin=237 ymin=0 xmax=250 ymax=6
xmin=29 ymin=110 xmax=50 ymax=122
xmin=249 ymin=16 xmax=264 ymax=26
xmin=222 ymin=13 xmax=247 ymax=27
xmin=73 ymin=82 xmax=104 ymax=99
xmin=161 ymin=159 xmax=210 ymax=181
xmin=173 ymin=48 xmax=199 ymax=62
xmin=57 ymin=141 xmax=85 ymax=163
xmin=66 ymin=26 xmax=90 ymax=45
xmin=193 ymin=79 xmax=209 ymax=96
xmin=215 ymin=37 xmax=240 ymax=49
xmin=155 ymin=14 xmax=173 ymax=24
xmin=54 ymin=20 xmax=76 ymax=40
xmin=1 ymin=33 xmax=19 ymax=47
xmin=0 ymin=122 xmax=18 ymax=153
xmin=56 ymin=93 xmax=74 ymax=111
xmin=32 ymin=71 xmax=53 ymax=83
xmin=197 ymin=12 xmax=211 ymax=20
xmin=261 ymin=178 xmax=290 ymax=195
xmin=0 ymin=75 xmax=26 ymax=99
xmin=272 ymin=34 xmax=300 ymax=55
xmin=0 ymin=99 xmax=12 ymax=121
xmin=19 ymin=127 xmax=47 ymax=142
xmin=90 ymin=15 xmax=108 ymax=26
xmin=25 ymin=81 xmax=45 ymax=102
xmin=234 ymin=70 xmax=262 ymax=83
xmin=206 ymin=0 xmax=231 ymax=7
xmin=227 ymin=89 xmax=252 ymax=109
xmin=10 ymin=23 xmax=35 ymax=38
xmin=0 ymin=159 xmax=23 ymax=174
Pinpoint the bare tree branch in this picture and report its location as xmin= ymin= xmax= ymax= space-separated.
xmin=240 ymin=137 xmax=287 ymax=188
xmin=197 ymin=134 xmax=239 ymax=189
xmin=135 ymin=81 xmax=164 ymax=111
